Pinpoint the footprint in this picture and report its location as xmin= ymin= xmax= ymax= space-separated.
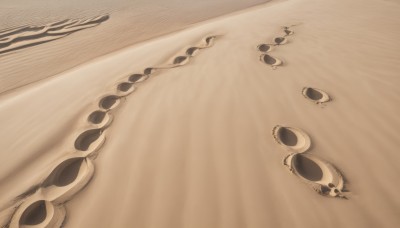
xmin=272 ymin=125 xmax=311 ymax=153
xmin=43 ymin=158 xmax=84 ymax=187
xmin=283 ymin=28 xmax=294 ymax=36
xmin=117 ymin=82 xmax=135 ymax=96
xmin=173 ymin=56 xmax=189 ymax=65
xmin=128 ymin=74 xmax=147 ymax=83
xmin=19 ymin=200 xmax=47 ymax=226
xmin=302 ymin=87 xmax=331 ymax=104
xmin=204 ymin=36 xmax=216 ymax=47
xmin=284 ymin=153 xmax=346 ymax=198
xmin=257 ymin=44 xmax=273 ymax=52
xmin=87 ymin=110 xmax=112 ymax=127
xmin=99 ymin=95 xmax=120 ymax=110
xmin=10 ymin=199 xmax=66 ymax=228
xmin=144 ymin=67 xmax=156 ymax=75
xmin=74 ymin=129 xmax=105 ymax=153
xmin=273 ymin=37 xmax=287 ymax=45
xmin=185 ymin=35 xmax=216 ymax=56
xmin=41 ymin=157 xmax=94 ymax=202
xmin=260 ymin=54 xmax=283 ymax=68
xmin=186 ymin=47 xmax=199 ymax=56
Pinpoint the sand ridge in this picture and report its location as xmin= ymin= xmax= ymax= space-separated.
xmin=0 ymin=15 xmax=109 ymax=55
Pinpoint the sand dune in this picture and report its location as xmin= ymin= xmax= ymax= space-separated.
xmin=0 ymin=15 xmax=109 ymax=55
xmin=1 ymin=0 xmax=400 ymax=227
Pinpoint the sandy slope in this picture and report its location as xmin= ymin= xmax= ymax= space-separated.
xmin=1 ymin=0 xmax=400 ymax=227
xmin=0 ymin=0 xmax=267 ymax=94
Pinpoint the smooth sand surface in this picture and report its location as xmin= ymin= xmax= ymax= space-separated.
xmin=0 ymin=0 xmax=267 ymax=94
xmin=1 ymin=0 xmax=400 ymax=227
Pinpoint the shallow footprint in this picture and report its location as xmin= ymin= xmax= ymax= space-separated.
xmin=260 ymin=54 xmax=282 ymax=68
xmin=257 ymin=44 xmax=272 ymax=52
xmin=284 ymin=153 xmax=346 ymax=198
xmin=272 ymin=125 xmax=311 ymax=153
xmin=302 ymin=87 xmax=331 ymax=104
xmin=186 ymin=47 xmax=199 ymax=56
xmin=204 ymin=36 xmax=216 ymax=47
xmin=283 ymin=27 xmax=294 ymax=36
xmin=274 ymin=37 xmax=287 ymax=45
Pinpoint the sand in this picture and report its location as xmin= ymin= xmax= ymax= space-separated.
xmin=1 ymin=0 xmax=400 ymax=227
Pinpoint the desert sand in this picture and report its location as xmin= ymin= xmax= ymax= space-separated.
xmin=1 ymin=0 xmax=400 ymax=227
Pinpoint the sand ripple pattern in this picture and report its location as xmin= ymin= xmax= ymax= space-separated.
xmin=0 ymin=15 xmax=109 ymax=55
xmin=1 ymin=35 xmax=216 ymax=228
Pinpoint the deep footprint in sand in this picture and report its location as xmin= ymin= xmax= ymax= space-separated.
xmin=10 ymin=199 xmax=66 ymax=228
xmin=87 ymin=110 xmax=112 ymax=128
xmin=117 ymin=82 xmax=135 ymax=96
xmin=41 ymin=157 xmax=94 ymax=202
xmin=99 ymin=95 xmax=120 ymax=110
xmin=272 ymin=125 xmax=311 ymax=153
xmin=302 ymin=87 xmax=331 ymax=104
xmin=283 ymin=153 xmax=346 ymax=198
xmin=260 ymin=54 xmax=283 ymax=68
xmin=74 ymin=128 xmax=105 ymax=153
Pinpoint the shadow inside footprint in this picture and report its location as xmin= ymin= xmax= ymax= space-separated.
xmin=19 ymin=200 xmax=47 ymax=225
xmin=306 ymin=88 xmax=323 ymax=100
xmin=173 ymin=56 xmax=188 ymax=64
xmin=274 ymin=37 xmax=287 ymax=45
xmin=43 ymin=158 xmax=84 ymax=187
xmin=75 ymin=129 xmax=102 ymax=151
xmin=99 ymin=95 xmax=119 ymax=110
xmin=258 ymin=44 xmax=271 ymax=52
xmin=118 ymin=82 xmax=133 ymax=92
xmin=302 ymin=87 xmax=331 ymax=104
xmin=144 ymin=67 xmax=155 ymax=75
xmin=186 ymin=47 xmax=199 ymax=56
xmin=88 ymin=111 xmax=106 ymax=124
xmin=129 ymin=74 xmax=143 ymax=83
xmin=205 ymin=36 xmax=215 ymax=45
xmin=272 ymin=125 xmax=311 ymax=153
xmin=261 ymin=54 xmax=281 ymax=66
xmin=278 ymin=127 xmax=298 ymax=146
xmin=293 ymin=154 xmax=323 ymax=181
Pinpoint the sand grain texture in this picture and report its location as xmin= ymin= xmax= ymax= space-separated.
xmin=1 ymin=0 xmax=400 ymax=227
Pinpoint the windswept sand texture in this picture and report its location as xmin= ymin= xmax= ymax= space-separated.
xmin=0 ymin=15 xmax=109 ymax=55
xmin=1 ymin=0 xmax=400 ymax=227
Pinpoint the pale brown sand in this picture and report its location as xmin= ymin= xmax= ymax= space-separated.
xmin=0 ymin=0 xmax=267 ymax=94
xmin=1 ymin=0 xmax=400 ymax=227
